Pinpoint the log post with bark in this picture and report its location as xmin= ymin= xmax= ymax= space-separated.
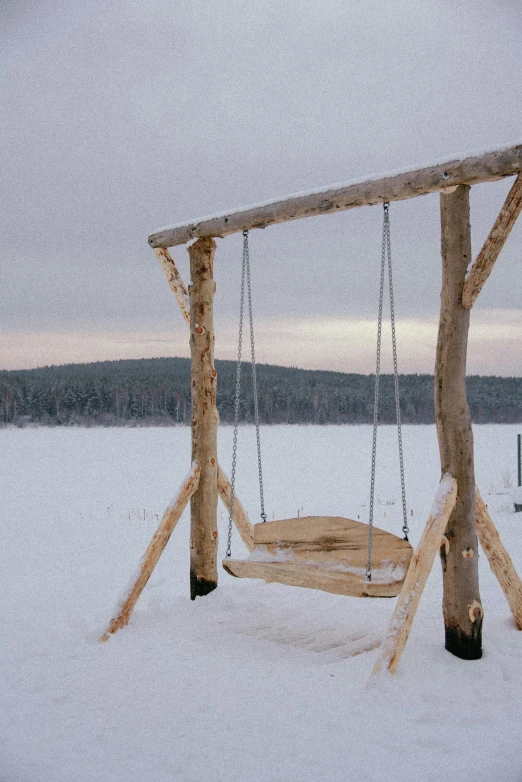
xmin=189 ymin=238 xmax=219 ymax=599
xmin=435 ymin=185 xmax=483 ymax=659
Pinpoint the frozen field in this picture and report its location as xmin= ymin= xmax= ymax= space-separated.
xmin=1 ymin=423 xmax=521 ymax=782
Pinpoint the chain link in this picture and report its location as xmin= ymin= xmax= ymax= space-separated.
xmin=245 ymin=234 xmax=267 ymax=522
xmin=366 ymin=204 xmax=387 ymax=581
xmin=226 ymin=231 xmax=267 ymax=559
xmin=386 ymin=209 xmax=409 ymax=542
xmin=226 ymin=233 xmax=247 ymax=558
xmin=366 ymin=203 xmax=408 ymax=580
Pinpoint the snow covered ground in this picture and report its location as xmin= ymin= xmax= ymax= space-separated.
xmin=1 ymin=424 xmax=521 ymax=782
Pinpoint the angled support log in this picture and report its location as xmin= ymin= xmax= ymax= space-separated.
xmin=476 ymin=489 xmax=522 ymax=629
xmin=152 ymin=246 xmax=253 ymax=550
xmin=369 ymin=475 xmax=458 ymax=682
xmin=462 ymin=173 xmax=522 ymax=309
xmin=153 ymin=247 xmax=190 ymax=325
xmin=100 ymin=463 xmax=201 ymax=641
xmin=217 ymin=467 xmax=254 ymax=552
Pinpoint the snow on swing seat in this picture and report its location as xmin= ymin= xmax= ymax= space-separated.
xmin=223 ymin=516 xmax=413 ymax=598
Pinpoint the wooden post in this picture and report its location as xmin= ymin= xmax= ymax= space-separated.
xmin=517 ymin=434 xmax=522 ymax=486
xmin=152 ymin=244 xmax=254 ymax=551
xmin=189 ymin=238 xmax=219 ymax=599
xmin=435 ymin=185 xmax=483 ymax=659
xmin=369 ymin=475 xmax=458 ymax=681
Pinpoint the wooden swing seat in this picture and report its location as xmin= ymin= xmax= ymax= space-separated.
xmin=223 ymin=515 xmax=413 ymax=598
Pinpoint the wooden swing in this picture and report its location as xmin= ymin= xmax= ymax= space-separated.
xmin=101 ymin=144 xmax=522 ymax=679
xmin=222 ymin=211 xmax=413 ymax=598
xmin=223 ymin=515 xmax=412 ymax=598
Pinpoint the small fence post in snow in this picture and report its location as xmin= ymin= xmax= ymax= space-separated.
xmin=517 ymin=434 xmax=522 ymax=486
xmin=515 ymin=434 xmax=522 ymax=513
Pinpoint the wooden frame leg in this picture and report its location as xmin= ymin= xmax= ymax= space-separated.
xmin=476 ymin=489 xmax=522 ymax=629
xmin=368 ymin=475 xmax=457 ymax=682
xmin=100 ymin=464 xmax=200 ymax=641
xmin=188 ymin=238 xmax=219 ymax=599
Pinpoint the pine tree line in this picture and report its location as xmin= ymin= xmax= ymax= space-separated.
xmin=1 ymin=357 xmax=521 ymax=427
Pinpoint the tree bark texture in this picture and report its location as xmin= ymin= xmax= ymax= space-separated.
xmin=435 ymin=185 xmax=483 ymax=659
xmin=189 ymin=238 xmax=219 ymax=599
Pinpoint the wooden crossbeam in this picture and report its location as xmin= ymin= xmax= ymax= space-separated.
xmin=148 ymin=143 xmax=522 ymax=248
xmin=100 ymin=463 xmax=201 ymax=641
xmin=368 ymin=475 xmax=458 ymax=682
xmin=476 ymin=489 xmax=522 ymax=629
xmin=152 ymin=245 xmax=255 ymax=550
xmin=462 ymin=173 xmax=522 ymax=309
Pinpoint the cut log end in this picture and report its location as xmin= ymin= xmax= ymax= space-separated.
xmin=190 ymin=574 xmax=218 ymax=601
xmin=445 ymin=623 xmax=482 ymax=660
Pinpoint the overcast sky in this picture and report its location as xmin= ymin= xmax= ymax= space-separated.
xmin=1 ymin=0 xmax=521 ymax=375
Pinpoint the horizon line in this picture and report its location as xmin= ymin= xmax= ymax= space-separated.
xmin=1 ymin=355 xmax=521 ymax=380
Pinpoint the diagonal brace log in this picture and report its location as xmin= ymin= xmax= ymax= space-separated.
xmin=100 ymin=463 xmax=201 ymax=641
xmin=476 ymin=489 xmax=522 ymax=629
xmin=368 ymin=475 xmax=458 ymax=682
xmin=217 ymin=467 xmax=254 ymax=551
xmin=153 ymin=247 xmax=190 ymax=325
xmin=462 ymin=173 xmax=522 ymax=309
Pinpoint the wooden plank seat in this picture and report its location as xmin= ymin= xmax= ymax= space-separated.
xmin=223 ymin=516 xmax=413 ymax=598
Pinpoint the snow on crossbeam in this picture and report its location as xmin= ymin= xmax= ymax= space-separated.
xmin=149 ymin=142 xmax=522 ymax=248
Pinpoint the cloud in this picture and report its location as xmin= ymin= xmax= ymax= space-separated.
xmin=2 ymin=309 xmax=520 ymax=376
xmin=1 ymin=0 xmax=521 ymax=373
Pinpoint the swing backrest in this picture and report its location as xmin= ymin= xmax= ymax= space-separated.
xmin=253 ymin=515 xmax=411 ymax=571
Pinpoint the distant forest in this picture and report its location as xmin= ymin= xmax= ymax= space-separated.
xmin=1 ymin=357 xmax=521 ymax=427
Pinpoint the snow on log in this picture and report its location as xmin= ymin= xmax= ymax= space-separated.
xmin=368 ymin=475 xmax=457 ymax=682
xmin=148 ymin=142 xmax=522 ymax=248
xmin=99 ymin=462 xmax=201 ymax=641
xmin=475 ymin=489 xmax=522 ymax=630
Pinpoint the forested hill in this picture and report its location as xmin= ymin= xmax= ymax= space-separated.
xmin=1 ymin=357 xmax=521 ymax=426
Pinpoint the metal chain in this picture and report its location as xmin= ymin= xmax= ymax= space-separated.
xmin=366 ymin=204 xmax=387 ymax=581
xmin=386 ymin=208 xmax=409 ymax=542
xmin=226 ymin=234 xmax=247 ymax=558
xmin=245 ymin=232 xmax=267 ymax=522
xmin=366 ymin=203 xmax=409 ymax=580
xmin=226 ymin=231 xmax=267 ymax=559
